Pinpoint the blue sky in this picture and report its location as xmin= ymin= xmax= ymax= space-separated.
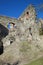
xmin=0 ymin=0 xmax=43 ymax=19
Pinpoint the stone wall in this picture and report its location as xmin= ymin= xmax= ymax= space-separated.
xmin=0 ymin=5 xmax=42 ymax=65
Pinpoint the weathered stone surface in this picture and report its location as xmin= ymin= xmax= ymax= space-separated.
xmin=0 ymin=4 xmax=43 ymax=65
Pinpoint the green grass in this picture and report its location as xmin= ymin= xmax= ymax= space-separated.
xmin=25 ymin=57 xmax=43 ymax=65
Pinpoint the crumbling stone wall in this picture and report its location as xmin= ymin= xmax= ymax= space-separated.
xmin=0 ymin=5 xmax=42 ymax=65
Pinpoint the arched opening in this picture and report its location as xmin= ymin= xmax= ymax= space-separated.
xmin=0 ymin=40 xmax=4 ymax=55
xmin=7 ymin=22 xmax=16 ymax=32
xmin=0 ymin=24 xmax=9 ymax=39
xmin=25 ymin=11 xmax=29 ymax=20
xmin=0 ymin=23 xmax=9 ymax=55
xmin=26 ymin=12 xmax=29 ymax=15
xmin=29 ymin=27 xmax=32 ymax=36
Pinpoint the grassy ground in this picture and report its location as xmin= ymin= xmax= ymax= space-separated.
xmin=25 ymin=57 xmax=43 ymax=65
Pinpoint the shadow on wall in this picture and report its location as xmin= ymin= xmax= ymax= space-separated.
xmin=0 ymin=23 xmax=9 ymax=55
xmin=0 ymin=23 xmax=9 ymax=40
xmin=39 ymin=24 xmax=43 ymax=35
